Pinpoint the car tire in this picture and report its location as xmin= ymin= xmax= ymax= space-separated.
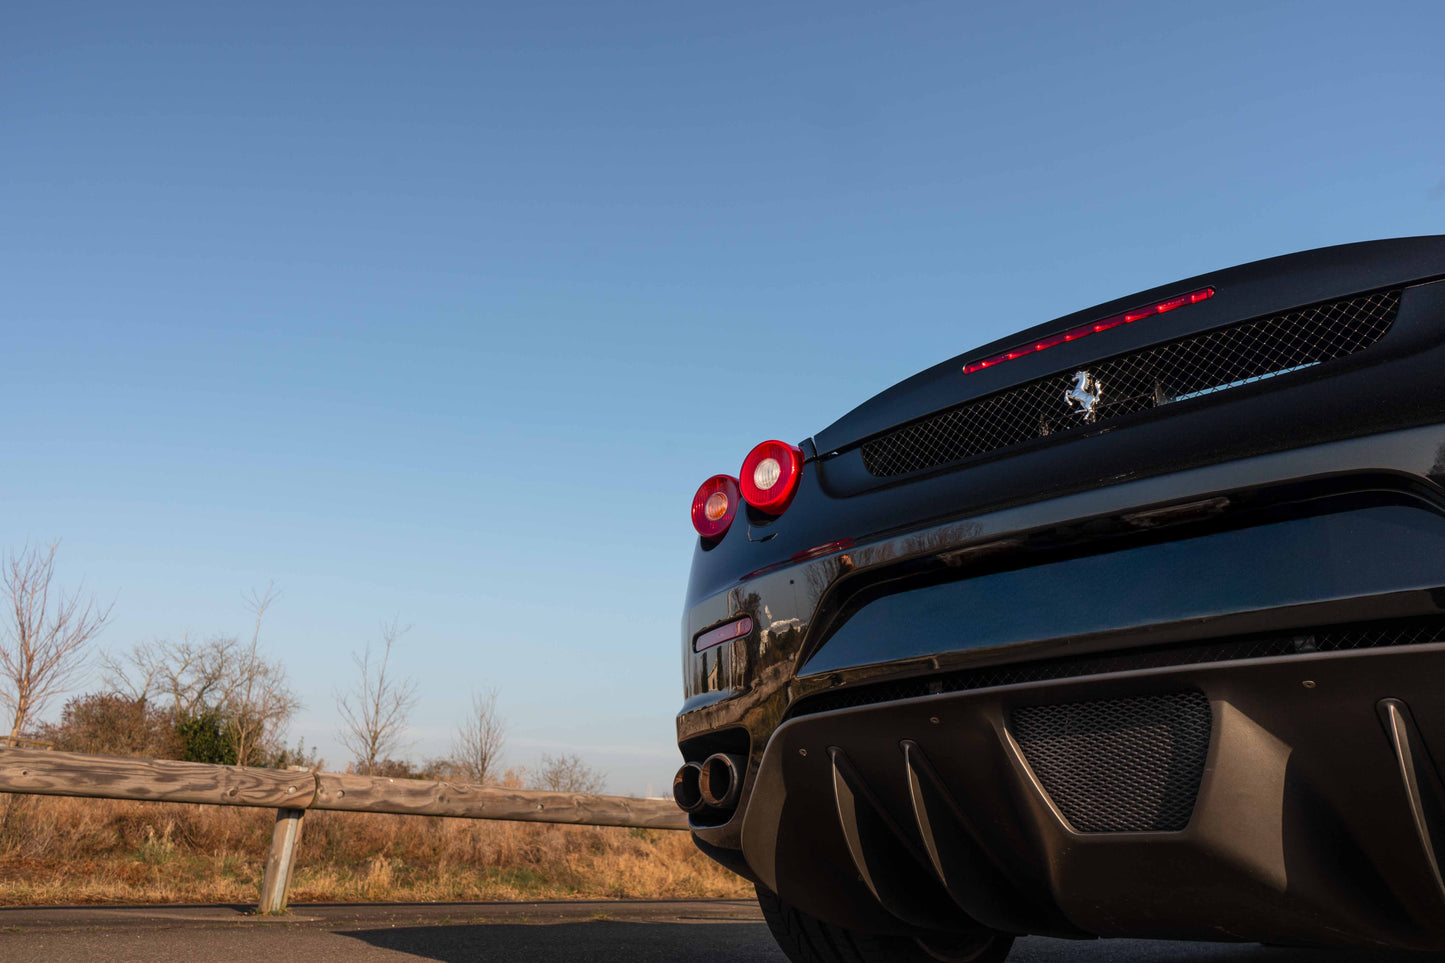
xmin=756 ymin=885 xmax=1015 ymax=963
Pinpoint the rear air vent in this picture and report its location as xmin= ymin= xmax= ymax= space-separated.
xmin=1011 ymin=691 xmax=1211 ymax=833
xmin=861 ymin=289 xmax=1402 ymax=478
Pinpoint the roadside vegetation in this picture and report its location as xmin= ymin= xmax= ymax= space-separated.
xmin=0 ymin=794 xmax=749 ymax=905
xmin=0 ymin=541 xmax=734 ymax=906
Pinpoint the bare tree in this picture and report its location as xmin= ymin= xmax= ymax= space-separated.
xmin=100 ymin=583 xmax=300 ymax=764
xmin=532 ymin=752 xmax=606 ymax=794
xmin=104 ymin=634 xmax=241 ymax=724
xmin=1 ymin=542 xmax=112 ymax=745
xmin=226 ymin=584 xmax=300 ymax=766
xmin=452 ymin=687 xmax=508 ymax=785
xmin=336 ymin=618 xmax=419 ymax=775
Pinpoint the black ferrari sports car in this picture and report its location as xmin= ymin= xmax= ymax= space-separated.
xmin=675 ymin=237 xmax=1445 ymax=962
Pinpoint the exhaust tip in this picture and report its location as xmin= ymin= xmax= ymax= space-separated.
xmin=699 ymin=752 xmax=746 ymax=810
xmin=673 ymin=761 xmax=705 ymax=813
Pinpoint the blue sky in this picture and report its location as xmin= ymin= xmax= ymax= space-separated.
xmin=3 ymin=1 xmax=1442 ymax=794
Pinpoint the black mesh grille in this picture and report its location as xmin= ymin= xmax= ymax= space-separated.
xmin=861 ymin=290 xmax=1402 ymax=477
xmin=789 ymin=616 xmax=1445 ymax=718
xmin=1012 ymin=691 xmax=1210 ymax=832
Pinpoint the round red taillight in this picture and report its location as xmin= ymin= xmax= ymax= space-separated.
xmin=692 ymin=474 xmax=740 ymax=539
xmin=739 ymin=440 xmax=804 ymax=514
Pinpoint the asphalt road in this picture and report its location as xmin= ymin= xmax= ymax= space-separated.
xmin=2 ymin=901 xmax=1444 ymax=963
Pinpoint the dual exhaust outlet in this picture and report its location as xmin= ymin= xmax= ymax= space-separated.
xmin=673 ymin=753 xmax=745 ymax=813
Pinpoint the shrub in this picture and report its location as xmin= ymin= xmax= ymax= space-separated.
xmin=176 ymin=709 xmax=238 ymax=765
xmin=34 ymin=693 xmax=178 ymax=759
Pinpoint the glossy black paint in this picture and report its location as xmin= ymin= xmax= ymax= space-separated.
xmin=688 ymin=274 xmax=1445 ymax=606
xmin=803 ymin=497 xmax=1445 ymax=676
xmin=677 ymin=237 xmax=1445 ymax=948
xmin=815 ymin=236 xmax=1445 ymax=455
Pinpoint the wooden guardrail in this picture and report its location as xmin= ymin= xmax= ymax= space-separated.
xmin=0 ymin=746 xmax=687 ymax=913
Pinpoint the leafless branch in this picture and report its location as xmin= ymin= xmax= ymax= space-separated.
xmin=105 ymin=634 xmax=240 ymax=722
xmin=224 ymin=583 xmax=299 ymax=766
xmin=336 ymin=617 xmax=419 ymax=775
xmin=100 ymin=582 xmax=299 ymax=765
xmin=531 ymin=752 xmax=606 ymax=794
xmin=1 ymin=541 xmax=112 ymax=744
xmin=451 ymin=687 xmax=508 ymax=785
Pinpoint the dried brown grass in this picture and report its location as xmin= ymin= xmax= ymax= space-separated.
xmin=0 ymin=794 xmax=750 ymax=905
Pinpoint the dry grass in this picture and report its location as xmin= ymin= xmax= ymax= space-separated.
xmin=0 ymin=794 xmax=751 ymax=906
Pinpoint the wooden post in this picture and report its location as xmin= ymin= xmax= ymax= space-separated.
xmin=258 ymin=806 xmax=305 ymax=914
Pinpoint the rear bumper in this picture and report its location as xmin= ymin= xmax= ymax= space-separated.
xmin=741 ymin=642 xmax=1445 ymax=948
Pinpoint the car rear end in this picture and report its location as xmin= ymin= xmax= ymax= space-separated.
xmin=676 ymin=236 xmax=1445 ymax=950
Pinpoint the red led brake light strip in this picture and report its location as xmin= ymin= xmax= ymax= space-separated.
xmin=962 ymin=287 xmax=1215 ymax=375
